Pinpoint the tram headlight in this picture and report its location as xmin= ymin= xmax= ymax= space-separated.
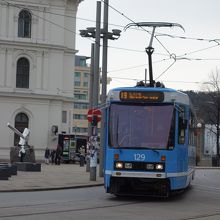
xmin=115 ymin=162 xmax=123 ymax=169
xmin=156 ymin=164 xmax=164 ymax=170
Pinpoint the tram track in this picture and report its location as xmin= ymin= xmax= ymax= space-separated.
xmin=0 ymin=200 xmax=142 ymax=218
xmin=1 ymin=183 xmax=220 ymax=219
xmin=180 ymin=212 xmax=220 ymax=220
xmin=1 ymin=200 xmax=220 ymax=220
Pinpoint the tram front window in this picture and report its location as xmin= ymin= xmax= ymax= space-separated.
xmin=109 ymin=104 xmax=174 ymax=149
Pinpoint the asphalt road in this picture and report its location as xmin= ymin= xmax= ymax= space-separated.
xmin=0 ymin=169 xmax=220 ymax=220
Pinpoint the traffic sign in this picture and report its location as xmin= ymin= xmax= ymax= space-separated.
xmin=87 ymin=109 xmax=102 ymax=123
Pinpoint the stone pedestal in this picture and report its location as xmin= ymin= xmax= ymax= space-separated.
xmin=0 ymin=163 xmax=17 ymax=180
xmin=14 ymin=162 xmax=41 ymax=172
xmin=10 ymin=146 xmax=36 ymax=163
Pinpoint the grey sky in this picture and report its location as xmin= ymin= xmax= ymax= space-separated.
xmin=76 ymin=0 xmax=220 ymax=91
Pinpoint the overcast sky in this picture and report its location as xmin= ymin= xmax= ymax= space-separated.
xmin=75 ymin=0 xmax=220 ymax=91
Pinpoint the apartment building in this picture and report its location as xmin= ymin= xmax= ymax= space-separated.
xmin=73 ymin=55 xmax=111 ymax=137
xmin=73 ymin=56 xmax=91 ymax=137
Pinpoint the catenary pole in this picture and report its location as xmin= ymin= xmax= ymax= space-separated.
xmin=86 ymin=43 xmax=95 ymax=173
xmin=88 ymin=43 xmax=95 ymax=137
xmin=99 ymin=0 xmax=109 ymax=177
xmin=90 ymin=1 xmax=101 ymax=181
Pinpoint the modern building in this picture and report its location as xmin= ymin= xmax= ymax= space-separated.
xmin=73 ymin=55 xmax=91 ymax=136
xmin=0 ymin=0 xmax=83 ymax=160
xmin=73 ymin=55 xmax=112 ymax=137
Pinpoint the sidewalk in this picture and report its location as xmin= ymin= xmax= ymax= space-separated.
xmin=0 ymin=163 xmax=103 ymax=192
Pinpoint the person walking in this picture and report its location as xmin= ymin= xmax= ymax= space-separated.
xmin=55 ymin=144 xmax=62 ymax=165
xmin=44 ymin=147 xmax=50 ymax=164
xmin=79 ymin=145 xmax=85 ymax=167
xmin=50 ymin=148 xmax=56 ymax=165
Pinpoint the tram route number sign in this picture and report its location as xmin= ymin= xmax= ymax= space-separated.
xmin=87 ymin=109 xmax=102 ymax=123
xmin=119 ymin=91 xmax=164 ymax=102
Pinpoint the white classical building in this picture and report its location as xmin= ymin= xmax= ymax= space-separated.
xmin=0 ymin=0 xmax=82 ymax=160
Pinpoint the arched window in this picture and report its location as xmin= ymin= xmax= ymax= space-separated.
xmin=18 ymin=10 xmax=32 ymax=38
xmin=16 ymin=57 xmax=30 ymax=88
xmin=14 ymin=113 xmax=29 ymax=146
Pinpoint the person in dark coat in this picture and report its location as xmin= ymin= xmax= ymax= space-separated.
xmin=50 ymin=149 xmax=56 ymax=165
xmin=44 ymin=147 xmax=50 ymax=164
xmin=55 ymin=144 xmax=62 ymax=165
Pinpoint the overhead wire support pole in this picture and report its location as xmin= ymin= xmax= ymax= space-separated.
xmin=90 ymin=1 xmax=101 ymax=181
xmin=88 ymin=43 xmax=95 ymax=137
xmin=93 ymin=1 xmax=101 ymax=108
xmin=99 ymin=0 xmax=109 ymax=177
xmin=79 ymin=1 xmax=121 ymax=179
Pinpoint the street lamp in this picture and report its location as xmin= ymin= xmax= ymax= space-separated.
xmin=79 ymin=1 xmax=121 ymax=179
xmin=80 ymin=27 xmax=121 ymax=40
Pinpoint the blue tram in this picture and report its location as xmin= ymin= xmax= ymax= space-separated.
xmin=104 ymin=86 xmax=196 ymax=196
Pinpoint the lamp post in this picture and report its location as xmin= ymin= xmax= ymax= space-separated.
xmin=79 ymin=1 xmax=121 ymax=178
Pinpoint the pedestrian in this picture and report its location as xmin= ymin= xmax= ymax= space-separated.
xmin=50 ymin=148 xmax=56 ymax=164
xmin=55 ymin=144 xmax=62 ymax=165
xmin=44 ymin=147 xmax=50 ymax=164
xmin=79 ymin=145 xmax=85 ymax=167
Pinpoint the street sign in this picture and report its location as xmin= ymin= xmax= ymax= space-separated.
xmin=87 ymin=109 xmax=102 ymax=123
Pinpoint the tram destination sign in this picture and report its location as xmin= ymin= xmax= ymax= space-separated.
xmin=119 ymin=91 xmax=164 ymax=102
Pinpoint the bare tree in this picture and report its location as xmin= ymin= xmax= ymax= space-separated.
xmin=203 ymin=68 xmax=220 ymax=163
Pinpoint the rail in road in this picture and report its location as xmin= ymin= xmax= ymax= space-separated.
xmin=0 ymin=169 xmax=220 ymax=220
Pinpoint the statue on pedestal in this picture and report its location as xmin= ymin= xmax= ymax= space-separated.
xmin=7 ymin=123 xmax=35 ymax=163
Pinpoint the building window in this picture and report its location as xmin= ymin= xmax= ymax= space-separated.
xmin=18 ymin=10 xmax=32 ymax=38
xmin=16 ymin=57 xmax=30 ymax=88
xmin=84 ymin=72 xmax=89 ymax=78
xmin=80 ymin=59 xmax=86 ymax=67
xmin=74 ymin=72 xmax=81 ymax=78
xmin=74 ymin=94 xmax=87 ymax=100
xmin=72 ymin=127 xmax=88 ymax=133
xmin=74 ymin=102 xmax=88 ymax=109
xmin=74 ymin=81 xmax=81 ymax=86
xmin=14 ymin=113 xmax=29 ymax=146
xmin=62 ymin=111 xmax=67 ymax=123
xmin=73 ymin=114 xmax=87 ymax=120
xmin=83 ymin=82 xmax=88 ymax=87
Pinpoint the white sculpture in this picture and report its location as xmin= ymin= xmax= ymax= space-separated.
xmin=7 ymin=123 xmax=30 ymax=161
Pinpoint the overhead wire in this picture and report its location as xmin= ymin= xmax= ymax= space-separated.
xmin=100 ymin=0 xmax=173 ymax=56
xmin=1 ymin=0 xmax=217 ymax=44
xmin=2 ymin=0 xmax=220 ymax=59
xmin=2 ymin=0 xmax=220 ymax=82
xmin=0 ymin=0 xmax=171 ymax=56
xmin=109 ymin=75 xmax=202 ymax=85
xmin=99 ymin=0 xmax=186 ymax=79
xmin=100 ymin=0 xmax=220 ymax=81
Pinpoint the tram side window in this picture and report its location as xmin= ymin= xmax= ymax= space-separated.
xmin=178 ymin=106 xmax=187 ymax=144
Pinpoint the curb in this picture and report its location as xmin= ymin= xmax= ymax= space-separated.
xmin=0 ymin=183 xmax=104 ymax=193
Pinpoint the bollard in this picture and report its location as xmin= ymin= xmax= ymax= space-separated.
xmin=90 ymin=150 xmax=97 ymax=181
